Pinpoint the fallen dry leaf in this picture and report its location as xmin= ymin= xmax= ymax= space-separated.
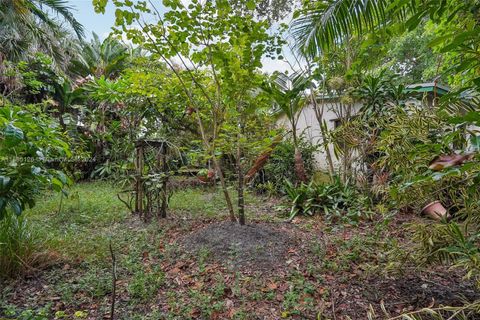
xmin=267 ymin=282 xmax=278 ymax=290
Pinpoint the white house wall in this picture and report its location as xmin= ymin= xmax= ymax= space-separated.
xmin=278 ymin=101 xmax=363 ymax=171
xmin=279 ymin=93 xmax=478 ymax=172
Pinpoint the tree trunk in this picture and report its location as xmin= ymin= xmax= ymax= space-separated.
xmin=318 ymin=116 xmax=335 ymax=176
xmin=292 ymin=125 xmax=308 ymax=183
xmin=310 ymin=90 xmax=335 ymax=176
xmin=160 ymin=145 xmax=168 ymax=218
xmin=237 ymin=145 xmax=245 ymax=225
xmin=190 ymin=95 xmax=236 ymax=222
xmin=212 ymin=156 xmax=237 ymax=222
xmin=237 ymin=115 xmax=245 ymax=225
xmin=305 ymin=58 xmax=335 ymax=177
xmin=294 ymin=147 xmax=308 ymax=183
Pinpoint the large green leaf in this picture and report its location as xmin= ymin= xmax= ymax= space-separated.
xmin=10 ymin=199 xmax=22 ymax=216
xmin=0 ymin=176 xmax=11 ymax=189
xmin=4 ymin=123 xmax=24 ymax=141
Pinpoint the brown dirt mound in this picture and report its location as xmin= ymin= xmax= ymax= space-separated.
xmin=336 ymin=272 xmax=480 ymax=319
xmin=180 ymin=221 xmax=299 ymax=271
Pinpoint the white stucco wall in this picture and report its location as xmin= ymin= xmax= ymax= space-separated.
xmin=279 ymin=93 xmax=478 ymax=171
xmin=278 ymin=99 xmax=362 ymax=171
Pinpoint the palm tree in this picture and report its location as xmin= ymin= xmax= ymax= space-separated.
xmin=0 ymin=0 xmax=84 ymax=62
xmin=263 ymin=72 xmax=310 ymax=182
xmin=290 ymin=0 xmax=480 ymax=105
xmin=290 ymin=0 xmax=440 ymax=57
xmin=70 ymin=33 xmax=136 ymax=79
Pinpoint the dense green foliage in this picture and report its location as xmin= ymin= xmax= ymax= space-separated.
xmin=284 ymin=177 xmax=371 ymax=223
xmin=0 ymin=105 xmax=71 ymax=219
xmin=0 ymin=104 xmax=71 ymax=275
xmin=0 ymin=0 xmax=83 ymax=64
xmin=254 ymin=137 xmax=317 ymax=194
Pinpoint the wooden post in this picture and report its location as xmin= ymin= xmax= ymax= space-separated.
xmin=134 ymin=145 xmax=140 ymax=215
xmin=137 ymin=145 xmax=144 ymax=220
xmin=160 ymin=142 xmax=168 ymax=218
xmin=156 ymin=149 xmax=161 ymax=219
xmin=134 ymin=140 xmax=171 ymax=221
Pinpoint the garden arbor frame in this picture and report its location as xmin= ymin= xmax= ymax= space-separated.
xmin=134 ymin=139 xmax=169 ymax=221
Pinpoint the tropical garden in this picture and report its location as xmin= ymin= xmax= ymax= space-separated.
xmin=1 ymin=0 xmax=480 ymax=319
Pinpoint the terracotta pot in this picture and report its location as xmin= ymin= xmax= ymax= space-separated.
xmin=197 ymin=169 xmax=215 ymax=183
xmin=421 ymin=201 xmax=449 ymax=221
xmin=197 ymin=175 xmax=209 ymax=183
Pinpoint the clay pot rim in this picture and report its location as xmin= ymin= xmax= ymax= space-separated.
xmin=421 ymin=200 xmax=441 ymax=214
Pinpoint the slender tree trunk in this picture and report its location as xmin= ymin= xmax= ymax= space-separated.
xmin=237 ymin=144 xmax=245 ymax=225
xmin=212 ymin=156 xmax=236 ymax=222
xmin=342 ymin=143 xmax=348 ymax=183
xmin=237 ymin=108 xmax=245 ymax=225
xmin=305 ymin=58 xmax=335 ymax=177
xmin=310 ymin=93 xmax=335 ymax=176
xmin=292 ymin=121 xmax=308 ymax=183
xmin=160 ymin=145 xmax=168 ymax=218
xmin=340 ymin=103 xmax=354 ymax=183
xmin=209 ymin=112 xmax=236 ymax=222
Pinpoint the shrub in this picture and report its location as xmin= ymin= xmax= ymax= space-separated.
xmin=376 ymin=104 xmax=480 ymax=286
xmin=284 ymin=177 xmax=371 ymax=223
xmin=0 ymin=104 xmax=71 ymax=219
xmin=254 ymin=136 xmax=316 ymax=195
xmin=0 ymin=104 xmax=70 ymax=277
xmin=0 ymin=212 xmax=38 ymax=277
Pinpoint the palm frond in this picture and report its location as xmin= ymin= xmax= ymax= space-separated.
xmin=0 ymin=0 xmax=84 ymax=62
xmin=34 ymin=0 xmax=84 ymax=38
xmin=70 ymin=33 xmax=130 ymax=79
xmin=263 ymin=71 xmax=311 ymax=120
xmin=290 ymin=0 xmax=414 ymax=57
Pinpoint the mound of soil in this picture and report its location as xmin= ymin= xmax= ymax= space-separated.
xmin=369 ymin=272 xmax=479 ymax=307
xmin=333 ymin=269 xmax=480 ymax=318
xmin=180 ymin=221 xmax=298 ymax=270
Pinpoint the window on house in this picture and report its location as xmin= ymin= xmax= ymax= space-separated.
xmin=331 ymin=115 xmax=358 ymax=129
xmin=332 ymin=119 xmax=341 ymax=129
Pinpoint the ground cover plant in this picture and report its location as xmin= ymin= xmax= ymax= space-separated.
xmin=1 ymin=0 xmax=480 ymax=319
xmin=2 ymin=182 xmax=479 ymax=319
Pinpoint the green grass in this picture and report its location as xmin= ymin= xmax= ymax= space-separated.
xmin=24 ymin=181 xmax=244 ymax=263
xmin=25 ymin=181 xmax=129 ymax=262
xmin=169 ymin=185 xmax=267 ymax=219
xmin=169 ymin=186 xmax=229 ymax=217
xmin=0 ymin=212 xmax=39 ymax=277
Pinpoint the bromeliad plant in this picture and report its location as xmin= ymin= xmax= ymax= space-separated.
xmin=284 ymin=177 xmax=371 ymax=223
